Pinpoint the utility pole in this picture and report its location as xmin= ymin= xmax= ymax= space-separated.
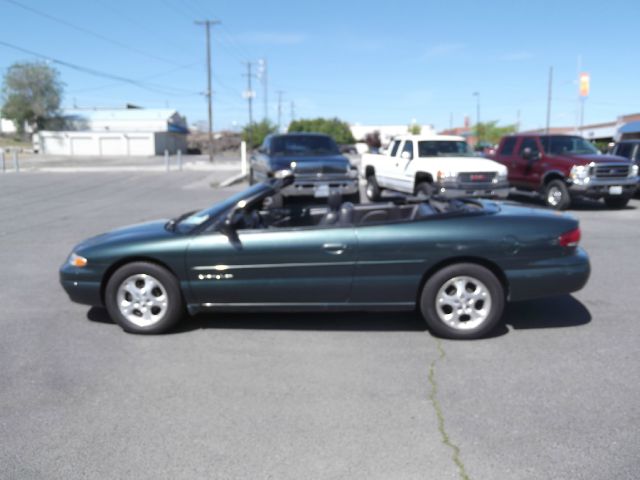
xmin=546 ymin=66 xmax=553 ymax=135
xmin=243 ymin=62 xmax=255 ymax=146
xmin=195 ymin=19 xmax=220 ymax=163
xmin=472 ymin=92 xmax=480 ymax=143
xmin=277 ymin=90 xmax=284 ymax=131
xmin=258 ymin=59 xmax=268 ymax=121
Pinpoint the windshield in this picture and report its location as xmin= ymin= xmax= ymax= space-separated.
xmin=271 ymin=135 xmax=339 ymax=156
xmin=173 ymin=183 xmax=271 ymax=233
xmin=540 ymin=136 xmax=600 ymax=155
xmin=418 ymin=141 xmax=473 ymax=157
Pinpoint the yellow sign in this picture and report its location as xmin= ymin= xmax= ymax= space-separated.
xmin=579 ymin=73 xmax=590 ymax=97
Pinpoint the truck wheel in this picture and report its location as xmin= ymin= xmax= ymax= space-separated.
xmin=604 ymin=195 xmax=630 ymax=209
xmin=249 ymin=168 xmax=256 ymax=185
xmin=544 ymin=180 xmax=571 ymax=210
xmin=365 ymin=176 xmax=382 ymax=201
xmin=419 ymin=263 xmax=505 ymax=339
xmin=415 ymin=182 xmax=434 ymax=198
xmin=105 ymin=262 xmax=185 ymax=334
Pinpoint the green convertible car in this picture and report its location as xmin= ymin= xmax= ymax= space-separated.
xmin=60 ymin=174 xmax=590 ymax=339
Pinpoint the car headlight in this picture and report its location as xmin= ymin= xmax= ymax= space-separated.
xmin=630 ymin=164 xmax=639 ymax=177
xmin=436 ymin=170 xmax=457 ymax=183
xmin=69 ymin=252 xmax=88 ymax=268
xmin=570 ymin=165 xmax=590 ymax=183
xmin=494 ymin=169 xmax=508 ymax=183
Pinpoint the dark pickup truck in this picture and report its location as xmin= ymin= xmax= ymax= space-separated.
xmin=249 ymin=133 xmax=360 ymax=202
xmin=492 ymin=134 xmax=638 ymax=209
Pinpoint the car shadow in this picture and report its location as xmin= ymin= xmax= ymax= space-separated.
xmin=87 ymin=295 xmax=590 ymax=336
xmin=507 ymin=192 xmax=636 ymax=211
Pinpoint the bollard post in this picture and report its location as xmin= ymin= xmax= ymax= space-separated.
xmin=1 ymin=150 xmax=5 ymax=173
xmin=177 ymin=149 xmax=183 ymax=171
xmin=164 ymin=149 xmax=170 ymax=172
xmin=240 ymin=141 xmax=248 ymax=176
xmin=12 ymin=150 xmax=19 ymax=173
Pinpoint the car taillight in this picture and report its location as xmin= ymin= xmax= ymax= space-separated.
xmin=559 ymin=227 xmax=581 ymax=247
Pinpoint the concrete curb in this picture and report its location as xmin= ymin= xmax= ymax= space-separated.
xmin=217 ymin=172 xmax=248 ymax=188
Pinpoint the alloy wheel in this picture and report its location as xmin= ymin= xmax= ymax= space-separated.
xmin=435 ymin=275 xmax=492 ymax=330
xmin=116 ymin=274 xmax=168 ymax=327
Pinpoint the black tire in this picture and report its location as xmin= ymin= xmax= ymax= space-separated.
xmin=249 ymin=168 xmax=256 ymax=185
xmin=419 ymin=263 xmax=505 ymax=339
xmin=105 ymin=261 xmax=185 ymax=334
xmin=544 ymin=179 xmax=571 ymax=210
xmin=415 ymin=181 xmax=434 ymax=198
xmin=344 ymin=191 xmax=361 ymax=204
xmin=604 ymin=195 xmax=630 ymax=209
xmin=365 ymin=176 xmax=382 ymax=201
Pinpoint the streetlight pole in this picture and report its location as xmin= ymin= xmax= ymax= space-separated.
xmin=473 ymin=92 xmax=480 ymax=144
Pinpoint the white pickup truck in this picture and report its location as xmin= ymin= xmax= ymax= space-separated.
xmin=361 ymin=134 xmax=509 ymax=200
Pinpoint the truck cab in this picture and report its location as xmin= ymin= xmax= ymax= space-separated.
xmin=493 ymin=134 xmax=639 ymax=209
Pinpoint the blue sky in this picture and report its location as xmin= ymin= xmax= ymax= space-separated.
xmin=0 ymin=0 xmax=638 ymax=132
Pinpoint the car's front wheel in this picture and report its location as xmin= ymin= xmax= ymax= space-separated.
xmin=105 ymin=262 xmax=185 ymax=334
xmin=420 ymin=263 xmax=505 ymax=339
xmin=365 ymin=176 xmax=382 ymax=201
xmin=544 ymin=180 xmax=571 ymax=210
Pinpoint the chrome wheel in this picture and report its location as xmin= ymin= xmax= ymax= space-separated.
xmin=116 ymin=274 xmax=168 ymax=327
xmin=435 ymin=276 xmax=492 ymax=330
xmin=547 ymin=186 xmax=563 ymax=207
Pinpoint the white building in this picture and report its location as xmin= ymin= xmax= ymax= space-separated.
xmin=0 ymin=117 xmax=17 ymax=134
xmin=350 ymin=124 xmax=436 ymax=147
xmin=34 ymin=108 xmax=189 ymax=156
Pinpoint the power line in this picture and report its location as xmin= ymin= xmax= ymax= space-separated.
xmin=2 ymin=0 xmax=190 ymax=68
xmin=0 ymin=39 xmax=200 ymax=97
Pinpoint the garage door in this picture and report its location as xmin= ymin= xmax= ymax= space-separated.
xmin=99 ymin=136 xmax=126 ymax=155
xmin=70 ymin=137 xmax=96 ymax=155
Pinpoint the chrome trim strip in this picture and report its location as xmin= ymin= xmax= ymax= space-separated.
xmin=192 ymin=259 xmax=423 ymax=271
xmin=199 ymin=302 xmax=415 ymax=308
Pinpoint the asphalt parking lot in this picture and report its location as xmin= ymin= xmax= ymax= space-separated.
xmin=1 ymin=171 xmax=639 ymax=480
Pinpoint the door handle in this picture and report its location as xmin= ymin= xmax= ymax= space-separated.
xmin=323 ymin=243 xmax=346 ymax=255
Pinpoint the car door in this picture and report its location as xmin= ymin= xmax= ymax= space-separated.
xmin=186 ymin=223 xmax=358 ymax=306
xmin=511 ymin=137 xmax=542 ymax=189
xmin=395 ymin=140 xmax=416 ymax=193
xmin=377 ymin=139 xmax=401 ymax=189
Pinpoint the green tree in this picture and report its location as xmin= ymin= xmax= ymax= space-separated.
xmin=475 ymin=121 xmax=517 ymax=145
xmin=288 ymin=117 xmax=355 ymax=145
xmin=242 ymin=119 xmax=278 ymax=149
xmin=408 ymin=123 xmax=421 ymax=135
xmin=1 ymin=61 xmax=64 ymax=133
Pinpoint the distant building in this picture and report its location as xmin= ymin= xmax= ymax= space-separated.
xmin=0 ymin=117 xmax=17 ymax=134
xmin=350 ymin=124 xmax=436 ymax=147
xmin=520 ymin=113 xmax=640 ymax=143
xmin=34 ymin=107 xmax=189 ymax=156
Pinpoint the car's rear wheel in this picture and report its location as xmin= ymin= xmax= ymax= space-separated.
xmin=105 ymin=262 xmax=184 ymax=334
xmin=544 ymin=180 xmax=571 ymax=210
xmin=604 ymin=195 xmax=630 ymax=209
xmin=420 ymin=263 xmax=505 ymax=339
xmin=365 ymin=176 xmax=382 ymax=201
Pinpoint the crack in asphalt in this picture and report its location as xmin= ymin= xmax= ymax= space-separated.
xmin=428 ymin=337 xmax=471 ymax=480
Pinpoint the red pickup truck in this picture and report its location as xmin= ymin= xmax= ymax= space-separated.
xmin=492 ymin=134 xmax=638 ymax=209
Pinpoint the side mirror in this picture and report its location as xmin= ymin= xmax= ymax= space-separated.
xmin=401 ymin=151 xmax=413 ymax=161
xmin=522 ymin=147 xmax=540 ymax=161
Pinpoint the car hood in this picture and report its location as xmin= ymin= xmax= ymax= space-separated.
xmin=271 ymin=154 xmax=350 ymax=174
xmin=427 ymin=156 xmax=506 ymax=173
xmin=76 ymin=220 xmax=173 ymax=251
xmin=557 ymin=153 xmax=631 ymax=165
